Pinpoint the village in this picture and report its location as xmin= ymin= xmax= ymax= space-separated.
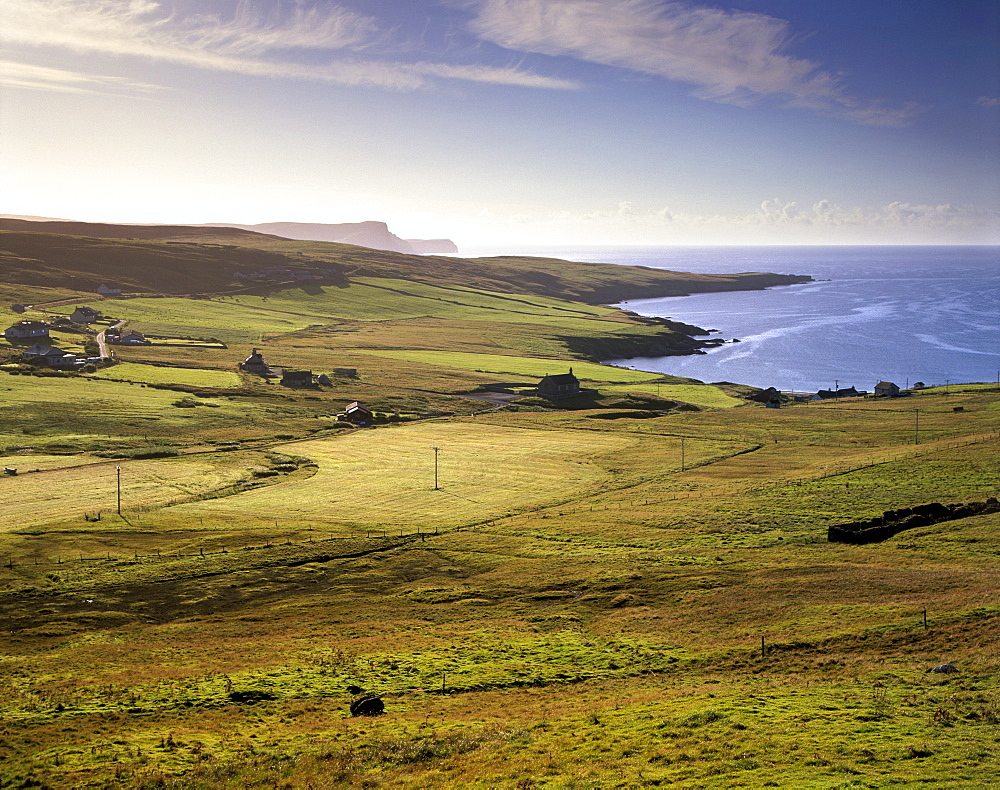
xmin=4 ymin=301 xmax=916 ymax=414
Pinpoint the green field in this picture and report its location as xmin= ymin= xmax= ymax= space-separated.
xmin=176 ymin=422 xmax=636 ymax=530
xmin=349 ymin=349 xmax=661 ymax=383
xmin=93 ymin=361 xmax=242 ymax=389
xmin=598 ymin=381 xmax=743 ymax=408
xmin=1 ymin=232 xmax=998 ymax=789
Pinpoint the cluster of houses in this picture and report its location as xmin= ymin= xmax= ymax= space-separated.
xmin=809 ymin=381 xmax=903 ymax=400
xmin=3 ymin=306 xmax=109 ymax=369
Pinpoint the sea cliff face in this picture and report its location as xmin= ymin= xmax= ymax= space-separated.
xmin=230 ymin=221 xmax=458 ymax=255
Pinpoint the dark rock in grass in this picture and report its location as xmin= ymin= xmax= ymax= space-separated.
xmin=228 ymin=689 xmax=276 ymax=704
xmin=346 ymin=684 xmax=365 ymax=695
xmin=928 ymin=664 xmax=958 ymax=674
xmin=350 ymin=693 xmax=385 ymax=717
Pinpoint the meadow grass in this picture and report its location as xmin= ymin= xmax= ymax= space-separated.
xmin=92 ymin=361 xmax=242 ymax=389
xmin=349 ymin=349 xmax=661 ymax=383
xmin=174 ymin=422 xmax=638 ymax=530
xmin=598 ymin=382 xmax=742 ymax=408
xmin=1 ymin=275 xmax=998 ymax=787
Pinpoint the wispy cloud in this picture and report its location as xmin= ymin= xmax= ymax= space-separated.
xmin=0 ymin=59 xmax=160 ymax=94
xmin=1 ymin=0 xmax=579 ymax=92
xmin=976 ymin=96 xmax=1000 ymax=108
xmin=462 ymin=0 xmax=922 ymax=126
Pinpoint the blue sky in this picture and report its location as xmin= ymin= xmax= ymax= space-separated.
xmin=2 ymin=0 xmax=998 ymax=245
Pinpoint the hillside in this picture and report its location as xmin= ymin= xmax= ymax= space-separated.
xmin=0 ymin=222 xmax=811 ymax=304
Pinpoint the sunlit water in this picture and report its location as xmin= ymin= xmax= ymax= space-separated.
xmin=462 ymin=245 xmax=999 ymax=392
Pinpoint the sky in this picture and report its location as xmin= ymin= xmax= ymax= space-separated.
xmin=2 ymin=0 xmax=999 ymax=247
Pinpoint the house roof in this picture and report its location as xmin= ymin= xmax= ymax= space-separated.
xmin=7 ymin=320 xmax=48 ymax=330
xmin=23 ymin=345 xmax=73 ymax=357
xmin=815 ymin=387 xmax=859 ymax=399
xmin=875 ymin=381 xmax=898 ymax=388
xmin=346 ymin=401 xmax=371 ymax=412
xmin=540 ymin=372 xmax=578 ymax=384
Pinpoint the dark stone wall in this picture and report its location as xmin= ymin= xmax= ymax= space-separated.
xmin=828 ymin=498 xmax=999 ymax=544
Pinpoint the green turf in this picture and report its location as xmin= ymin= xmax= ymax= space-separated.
xmin=349 ymin=349 xmax=660 ymax=382
xmin=92 ymin=361 xmax=242 ymax=389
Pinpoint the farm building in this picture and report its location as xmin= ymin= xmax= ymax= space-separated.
xmin=812 ymin=387 xmax=861 ymax=400
xmin=117 ymin=329 xmax=148 ymax=344
xmin=22 ymin=345 xmax=78 ymax=367
xmin=343 ymin=401 xmax=374 ymax=423
xmin=536 ymin=369 xmax=597 ymax=400
xmin=874 ymin=381 xmax=901 ymax=397
xmin=5 ymin=320 xmax=50 ymax=341
xmin=96 ymin=284 xmax=122 ymax=295
xmin=239 ymin=348 xmax=273 ymax=376
xmin=280 ymin=369 xmax=313 ymax=387
xmin=70 ymin=306 xmax=102 ymax=323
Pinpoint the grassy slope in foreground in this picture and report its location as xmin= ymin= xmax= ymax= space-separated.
xmin=0 ymin=390 xmax=997 ymax=787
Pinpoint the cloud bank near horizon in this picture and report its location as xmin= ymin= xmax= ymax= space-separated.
xmin=470 ymin=198 xmax=999 ymax=244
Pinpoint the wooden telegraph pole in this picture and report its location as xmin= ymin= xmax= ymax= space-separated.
xmin=433 ymin=446 xmax=440 ymax=490
xmin=116 ymin=465 xmax=122 ymax=516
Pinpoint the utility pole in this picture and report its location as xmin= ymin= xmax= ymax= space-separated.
xmin=433 ymin=446 xmax=440 ymax=490
xmin=834 ymin=379 xmax=839 ymax=392
xmin=116 ymin=465 xmax=122 ymax=515
xmin=914 ymin=409 xmax=919 ymax=446
xmin=681 ymin=437 xmax=686 ymax=472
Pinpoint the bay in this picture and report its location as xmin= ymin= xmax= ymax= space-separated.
xmin=462 ymin=245 xmax=1000 ymax=392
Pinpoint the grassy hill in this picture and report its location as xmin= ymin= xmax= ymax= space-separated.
xmin=0 ymin=222 xmax=811 ymax=303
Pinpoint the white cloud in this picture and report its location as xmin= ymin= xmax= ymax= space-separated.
xmin=976 ymin=96 xmax=1000 ymax=108
xmin=463 ymin=198 xmax=999 ymax=244
xmin=0 ymin=59 xmax=160 ymax=94
xmin=462 ymin=0 xmax=922 ymax=126
xmin=1 ymin=0 xmax=579 ymax=92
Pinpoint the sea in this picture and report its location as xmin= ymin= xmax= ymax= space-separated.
xmin=460 ymin=245 xmax=1000 ymax=393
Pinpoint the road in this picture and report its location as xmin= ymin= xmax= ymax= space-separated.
xmin=95 ymin=319 xmax=126 ymax=359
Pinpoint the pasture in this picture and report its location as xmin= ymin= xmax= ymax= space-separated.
xmin=349 ymin=349 xmax=663 ymax=383
xmin=174 ymin=421 xmax=638 ymax=530
xmin=2 ymin=265 xmax=998 ymax=787
xmin=92 ymin=361 xmax=242 ymax=389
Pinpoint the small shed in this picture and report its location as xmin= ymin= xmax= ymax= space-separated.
xmin=874 ymin=381 xmax=900 ymax=397
xmin=96 ymin=284 xmax=122 ymax=295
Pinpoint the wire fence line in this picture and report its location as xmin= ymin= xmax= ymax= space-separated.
xmin=4 ymin=432 xmax=996 ymax=572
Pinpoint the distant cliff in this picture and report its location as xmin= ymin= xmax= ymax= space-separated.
xmin=225 ymin=221 xmax=457 ymax=255
xmin=405 ymin=238 xmax=459 ymax=254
